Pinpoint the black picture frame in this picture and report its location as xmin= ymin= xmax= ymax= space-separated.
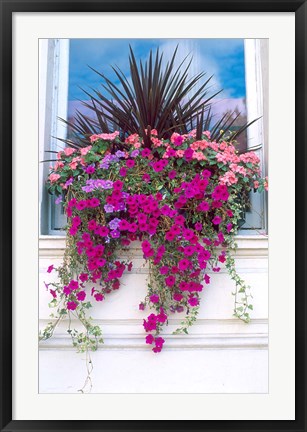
xmin=0 ymin=1 xmax=306 ymax=431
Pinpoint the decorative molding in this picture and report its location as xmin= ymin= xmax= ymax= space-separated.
xmin=39 ymin=235 xmax=269 ymax=259
xmin=39 ymin=318 xmax=268 ymax=350
xmin=39 ymin=332 xmax=268 ymax=351
xmin=39 ymin=317 xmax=268 ymax=326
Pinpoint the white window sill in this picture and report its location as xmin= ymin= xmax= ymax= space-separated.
xmin=39 ymin=234 xmax=268 ymax=258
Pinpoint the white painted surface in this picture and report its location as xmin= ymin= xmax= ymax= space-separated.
xmin=39 ymin=236 xmax=268 ymax=394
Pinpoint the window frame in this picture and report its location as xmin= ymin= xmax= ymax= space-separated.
xmin=39 ymin=38 xmax=69 ymax=235
xmin=239 ymin=38 xmax=268 ymax=234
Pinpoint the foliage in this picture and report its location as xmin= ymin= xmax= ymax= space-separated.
xmin=61 ymin=46 xmax=254 ymax=149
xmin=42 ymin=129 xmax=268 ymax=357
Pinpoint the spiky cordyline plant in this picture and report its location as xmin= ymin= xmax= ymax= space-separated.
xmin=59 ymin=45 xmax=255 ymax=150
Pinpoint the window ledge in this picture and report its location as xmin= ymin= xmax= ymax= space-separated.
xmin=39 ymin=234 xmax=268 ymax=257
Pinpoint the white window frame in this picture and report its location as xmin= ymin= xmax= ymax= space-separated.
xmin=39 ymin=39 xmax=69 ymax=235
xmin=40 ymin=38 xmax=268 ymax=235
xmin=240 ymin=39 xmax=268 ymax=234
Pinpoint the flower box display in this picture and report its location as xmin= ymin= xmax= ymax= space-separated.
xmin=42 ymin=128 xmax=267 ymax=355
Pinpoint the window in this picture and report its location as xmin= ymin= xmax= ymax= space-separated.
xmin=39 ymin=39 xmax=69 ymax=234
xmin=39 ymin=38 xmax=268 ymax=235
xmin=242 ymin=39 xmax=268 ymax=233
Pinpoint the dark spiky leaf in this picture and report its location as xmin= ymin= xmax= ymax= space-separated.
xmin=59 ymin=45 xmax=224 ymax=148
xmin=57 ymin=45 xmax=258 ymax=150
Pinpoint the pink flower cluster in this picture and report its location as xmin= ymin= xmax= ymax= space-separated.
xmin=90 ymin=131 xmax=120 ymax=143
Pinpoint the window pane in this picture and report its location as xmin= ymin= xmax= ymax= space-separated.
xmin=67 ymin=38 xmax=247 ymax=150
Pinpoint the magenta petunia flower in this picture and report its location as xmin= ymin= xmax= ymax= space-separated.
xmin=47 ymin=265 xmax=54 ymax=273
xmin=88 ymin=220 xmax=97 ymax=231
xmin=76 ymin=200 xmax=87 ymax=211
xmin=170 ymin=225 xmax=181 ymax=235
xmin=76 ymin=291 xmax=86 ymax=301
xmin=173 ymin=135 xmax=184 ymax=146
xmin=212 ymin=185 xmax=229 ymax=202
xmin=212 ymin=216 xmax=222 ymax=225
xmin=79 ymin=273 xmax=88 ymax=282
xmin=68 ymin=198 xmax=77 ymax=207
xmin=178 ymin=259 xmax=191 ymax=271
xmin=159 ymin=266 xmax=169 ymax=275
xmin=210 ymin=201 xmax=221 ymax=210
xmin=99 ymin=226 xmax=109 ymax=237
xmin=165 ymin=231 xmax=175 ymax=241
xmin=145 ymin=334 xmax=154 ymax=344
xmin=143 ymin=314 xmax=158 ymax=332
xmin=49 ymin=289 xmax=57 ymax=299
xmin=201 ymin=250 xmax=211 ymax=261
xmin=94 ymin=293 xmax=104 ymax=302
xmin=202 ymin=169 xmax=212 ymax=178
xmin=67 ymin=301 xmax=77 ymax=311
xmin=85 ymin=165 xmax=95 ymax=175
xmin=150 ymin=294 xmax=160 ymax=303
xmin=141 ymin=148 xmax=151 ymax=158
xmin=89 ymin=197 xmax=100 ymax=208
xmin=68 ymin=280 xmax=79 ymax=290
xmin=183 ymin=245 xmax=195 ymax=256
xmin=227 ymin=223 xmax=233 ymax=233
xmin=173 ymin=293 xmax=183 ymax=302
xmin=179 ymin=281 xmax=188 ymax=291
xmin=198 ymin=201 xmax=210 ymax=212
xmin=156 ymin=245 xmax=166 ymax=256
xmin=154 ymin=336 xmax=165 ymax=348
xmin=96 ymin=258 xmax=106 ymax=267
xmin=118 ymin=219 xmax=130 ymax=231
xmin=113 ymin=180 xmax=123 ymax=190
xmin=126 ymin=159 xmax=135 ymax=168
xmin=137 ymin=213 xmax=147 ymax=223
xmin=63 ymin=286 xmax=71 ymax=296
xmin=184 ymin=148 xmax=194 ymax=161
xmin=141 ymin=240 xmax=152 ymax=252
xmin=128 ymin=222 xmax=138 ymax=233
xmin=204 ymin=274 xmax=210 ymax=284
xmin=175 ymin=215 xmax=185 ymax=225
xmin=157 ymin=308 xmax=167 ymax=323
xmin=188 ymin=297 xmax=199 ymax=307
xmin=142 ymin=173 xmax=151 ymax=183
xmin=165 ymin=275 xmax=176 ymax=287
xmin=119 ymin=167 xmax=127 ymax=177
xmin=69 ymin=226 xmax=78 ymax=236
xmin=168 ymin=170 xmax=177 ymax=179
xmin=183 ymin=229 xmax=194 ymax=241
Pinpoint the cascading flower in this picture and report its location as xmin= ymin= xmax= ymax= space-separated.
xmin=42 ymin=130 xmax=267 ymax=356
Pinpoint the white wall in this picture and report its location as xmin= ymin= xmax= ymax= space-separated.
xmin=39 ymin=236 xmax=268 ymax=393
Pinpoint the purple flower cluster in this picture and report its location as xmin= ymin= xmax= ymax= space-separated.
xmin=82 ymin=179 xmax=114 ymax=192
xmin=99 ymin=154 xmax=121 ymax=169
